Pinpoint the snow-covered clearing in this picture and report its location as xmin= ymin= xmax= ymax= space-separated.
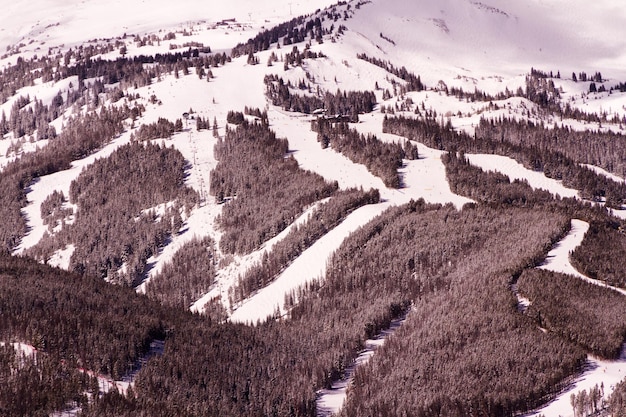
xmin=47 ymin=244 xmax=76 ymax=270
xmin=465 ymin=153 xmax=579 ymax=199
xmin=342 ymin=0 xmax=626 ymax=88
xmin=526 ymin=219 xmax=626 ymax=417
xmin=316 ymin=314 xmax=408 ymax=417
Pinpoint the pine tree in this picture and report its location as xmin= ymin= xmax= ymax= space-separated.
xmin=213 ymin=117 xmax=219 ymax=138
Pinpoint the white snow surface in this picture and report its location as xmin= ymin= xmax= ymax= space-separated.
xmin=342 ymin=0 xmax=626 ymax=86
xmin=0 ymin=0 xmax=338 ymax=60
xmin=465 ymin=153 xmax=579 ymax=199
xmin=47 ymin=244 xmax=76 ymax=270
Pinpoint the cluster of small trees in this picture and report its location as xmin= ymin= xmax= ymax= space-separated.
xmin=145 ymin=235 xmax=217 ymax=309
xmin=195 ymin=115 xmax=218 ymax=133
xmin=570 ymin=384 xmax=606 ymax=417
xmin=231 ymin=14 xmax=328 ymax=57
xmin=357 ymin=53 xmax=424 ymax=92
xmin=225 ymin=110 xmax=245 ymax=125
xmin=265 ymin=74 xmax=377 ymax=117
xmin=444 ymin=151 xmax=555 ymax=207
xmin=40 ymin=190 xmax=73 ymax=232
xmin=57 ymin=50 xmax=228 ymax=87
xmin=0 ymin=55 xmax=59 ymax=104
xmin=132 ymin=117 xmax=183 ymax=141
xmin=313 ymin=118 xmax=418 ymax=187
xmin=1 ymin=94 xmax=58 ymax=140
xmin=608 ymin=379 xmax=626 ymax=416
xmin=282 ymin=45 xmax=326 ymax=69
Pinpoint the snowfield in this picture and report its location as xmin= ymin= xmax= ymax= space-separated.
xmin=0 ymin=0 xmax=339 ymax=61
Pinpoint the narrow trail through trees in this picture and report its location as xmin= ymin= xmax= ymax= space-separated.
xmin=316 ymin=314 xmax=408 ymax=417
xmin=526 ymin=219 xmax=626 ymax=417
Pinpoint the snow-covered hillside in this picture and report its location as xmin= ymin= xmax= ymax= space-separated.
xmin=1 ymin=0 xmax=338 ymax=58
xmin=342 ymin=0 xmax=626 ymax=85
xmin=3 ymin=1 xmax=626 ymax=416
xmin=3 ymin=0 xmax=625 ymax=332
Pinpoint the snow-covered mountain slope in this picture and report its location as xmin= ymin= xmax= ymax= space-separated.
xmin=1 ymin=0 xmax=337 ymax=58
xmin=3 ymin=0 xmax=625 ymax=314
xmin=342 ymin=0 xmax=626 ymax=85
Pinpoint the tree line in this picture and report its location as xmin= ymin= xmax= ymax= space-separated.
xmin=210 ymin=120 xmax=338 ymax=255
xmin=571 ymin=221 xmax=626 ymax=289
xmin=230 ymin=187 xmax=380 ymax=306
xmin=475 ymin=116 xmax=626 ymax=186
xmin=312 ymin=118 xmax=418 ymax=188
xmin=519 ymin=268 xmax=626 ymax=358
xmin=265 ymin=74 xmax=377 ymax=117
xmin=356 ymin=53 xmax=424 ymax=93
xmin=145 ymin=235 xmax=218 ymax=310
xmin=383 ymin=115 xmax=626 ymax=206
